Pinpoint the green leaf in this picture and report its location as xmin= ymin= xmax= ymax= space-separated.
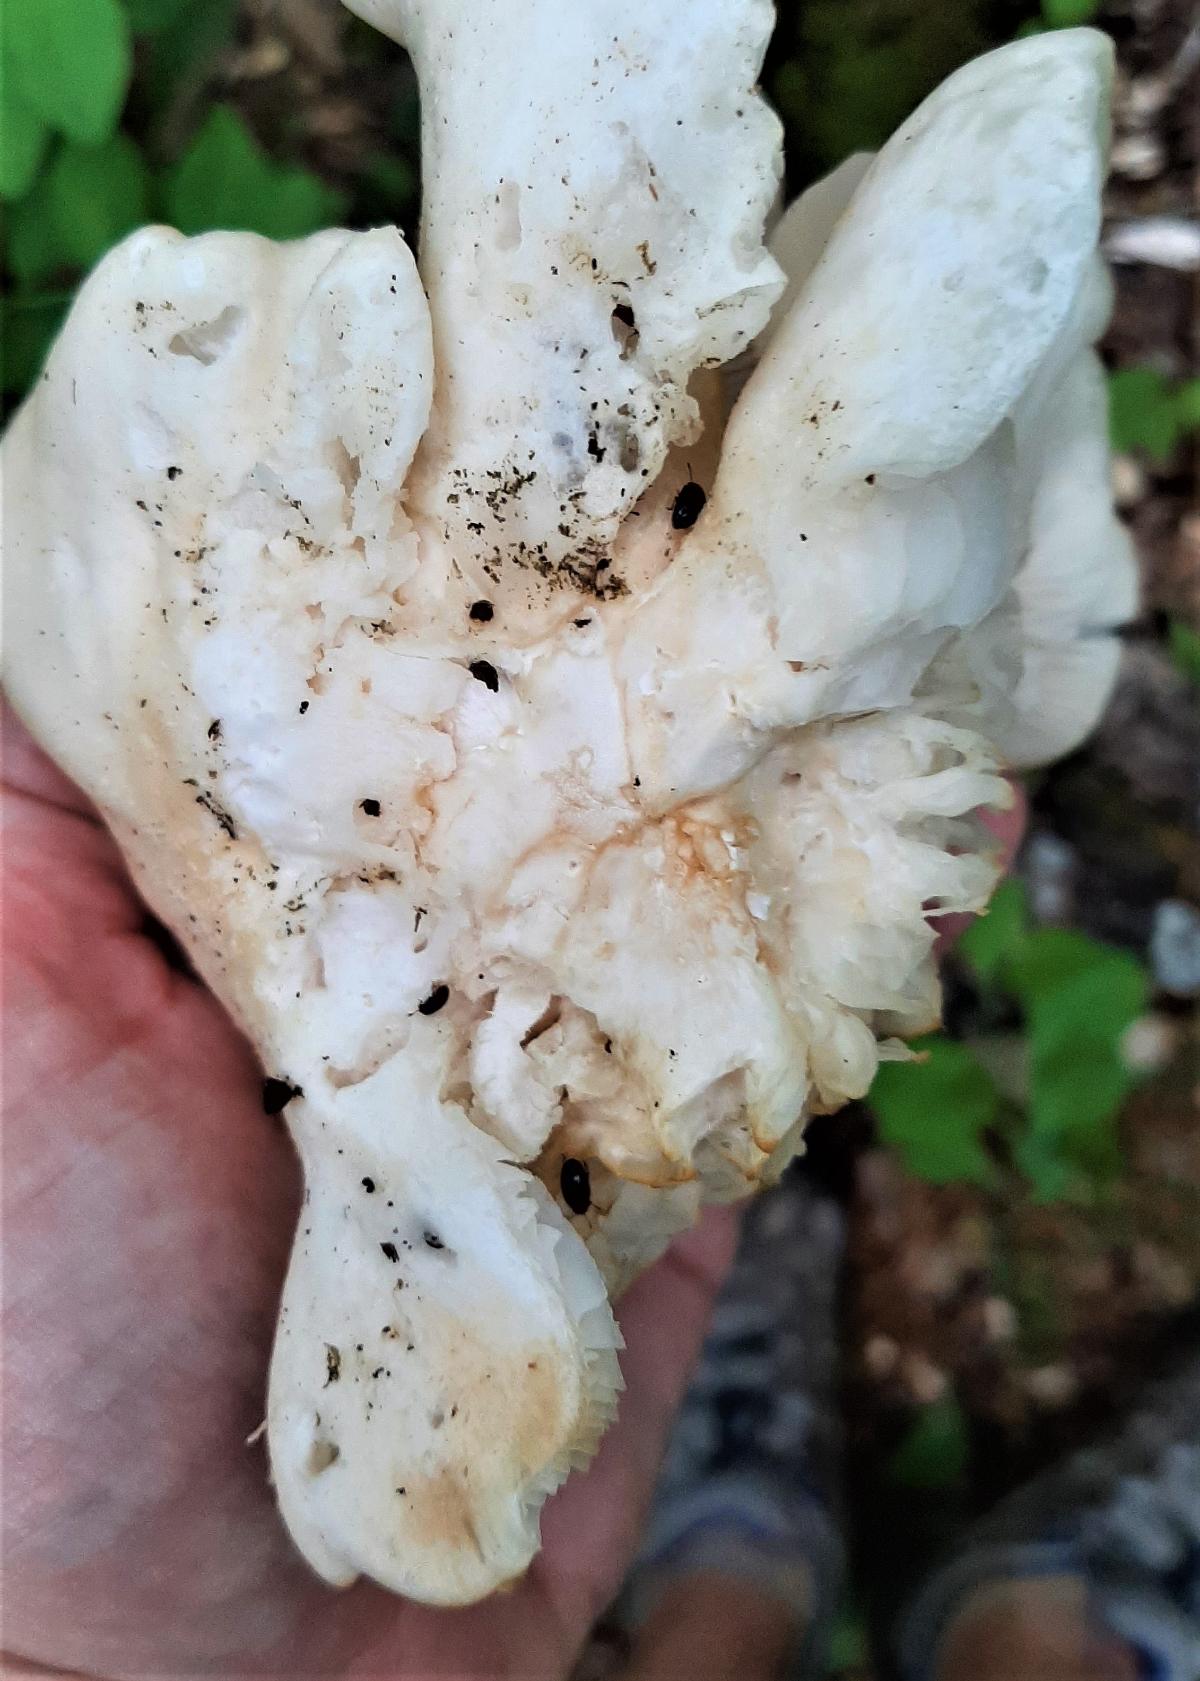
xmin=1024 ymin=1029 xmax=1130 ymax=1189
xmin=1175 ymin=379 xmax=1200 ymax=433
xmin=6 ymin=188 xmax=63 ymax=286
xmin=1168 ymin=619 xmax=1200 ymax=689
xmin=870 ymin=1038 xmax=1000 ymax=1186
xmin=1007 ymin=928 xmax=1149 ymax=1197
xmin=6 ymin=135 xmax=147 ymax=284
xmin=0 ymin=82 xmax=49 ymax=199
xmin=363 ymin=154 xmax=417 ymax=212
xmin=123 ymin=0 xmax=192 ymax=34
xmin=165 ymin=106 xmax=345 ymax=240
xmin=826 ymin=1600 xmax=871 ymax=1671
xmin=1005 ymin=928 xmax=1148 ymax=1033
xmin=1 ymin=290 xmax=72 ymax=395
xmin=1041 ymin=0 xmax=1100 ymax=25
xmin=1109 ymin=366 xmax=1184 ymax=462
xmin=142 ymin=0 xmax=236 ymax=117
xmin=887 ymin=1396 xmax=969 ymax=1490
xmin=4 ymin=0 xmax=131 ymax=145
xmin=48 ymin=133 xmax=147 ymax=270
xmin=960 ymin=878 xmax=1030 ymax=986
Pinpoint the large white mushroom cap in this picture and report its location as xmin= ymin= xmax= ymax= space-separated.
xmin=1 ymin=1 xmax=1134 ymax=1606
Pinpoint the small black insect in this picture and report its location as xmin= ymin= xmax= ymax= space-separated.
xmin=469 ymin=659 xmax=500 ymax=692
xmin=262 ymin=1077 xmax=302 ymax=1115
xmin=207 ymin=718 xmax=221 ymax=740
xmin=361 ymin=1176 xmax=376 ymax=1193
xmin=671 ymin=481 xmax=707 ymax=531
xmin=380 ymin=1241 xmax=400 ymax=1263
xmin=418 ymin=983 xmax=450 ymax=1016
xmin=560 ymin=1158 xmax=591 ymax=1216
xmin=469 ymin=600 xmax=494 ymax=622
xmin=360 ymin=797 xmax=382 ymax=817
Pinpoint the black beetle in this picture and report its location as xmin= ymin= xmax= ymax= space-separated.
xmin=560 ymin=1158 xmax=591 ymax=1215
xmin=671 ymin=481 xmax=707 ymax=531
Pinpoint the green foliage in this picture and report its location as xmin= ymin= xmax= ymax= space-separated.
xmin=769 ymin=0 xmax=1003 ymax=175
xmin=887 ymin=1395 xmax=970 ymax=1490
xmin=1168 ymin=619 xmax=1200 ymax=689
xmin=3 ymin=0 xmax=131 ymax=147
xmin=1008 ymin=928 xmax=1148 ymax=1196
xmin=1021 ymin=0 xmax=1101 ymax=31
xmin=826 ymin=1599 xmax=871 ymax=1671
xmin=959 ymin=877 xmax=1029 ymax=985
xmin=124 ymin=0 xmax=194 ymax=34
xmin=0 ymin=291 xmax=71 ymax=394
xmin=1176 ymin=378 xmax=1200 ymax=432
xmin=8 ymin=136 xmax=148 ymax=283
xmin=1041 ymin=0 xmax=1101 ymax=25
xmin=1 ymin=2 xmax=340 ymax=399
xmin=874 ymin=879 xmax=1151 ymax=1201
xmin=871 ymin=1039 xmax=1000 ymax=1187
xmin=165 ymin=106 xmax=346 ymax=241
xmin=1109 ymin=367 xmax=1200 ymax=463
xmin=140 ymin=0 xmax=238 ymax=121
xmin=0 ymin=85 xmax=49 ymax=200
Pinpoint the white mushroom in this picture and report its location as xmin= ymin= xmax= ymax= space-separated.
xmin=0 ymin=3 xmax=1134 ymax=1607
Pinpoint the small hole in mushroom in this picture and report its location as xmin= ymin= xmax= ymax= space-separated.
xmin=306 ymin=1438 xmax=340 ymax=1475
xmin=167 ymin=305 xmax=246 ymax=366
xmin=610 ymin=302 xmax=639 ymax=360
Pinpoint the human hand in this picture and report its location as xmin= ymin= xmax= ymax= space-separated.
xmin=1 ymin=702 xmax=739 ymax=1680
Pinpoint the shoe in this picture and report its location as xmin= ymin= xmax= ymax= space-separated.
xmin=620 ymin=1167 xmax=847 ymax=1677
xmin=896 ymin=1342 xmax=1200 ymax=1681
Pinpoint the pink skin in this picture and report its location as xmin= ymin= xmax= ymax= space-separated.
xmin=0 ymin=702 xmax=1021 ymax=1679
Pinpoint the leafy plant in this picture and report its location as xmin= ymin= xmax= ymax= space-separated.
xmin=2 ymin=0 xmax=132 ymax=157
xmin=767 ymin=0 xmax=1010 ymax=177
xmin=870 ymin=880 xmax=1150 ymax=1201
xmin=1 ymin=0 xmax=350 ymax=401
xmin=1040 ymin=0 xmax=1101 ymax=25
xmin=871 ymin=1038 xmax=1001 ymax=1188
xmin=165 ymin=107 xmax=346 ymax=240
xmin=1109 ymin=366 xmax=1200 ymax=463
xmin=7 ymin=136 xmax=149 ymax=284
xmin=886 ymin=1394 xmax=970 ymax=1489
xmin=1168 ymin=619 xmax=1200 ymax=689
xmin=1019 ymin=0 xmax=1101 ymax=33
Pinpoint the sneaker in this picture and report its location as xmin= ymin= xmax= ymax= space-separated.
xmin=896 ymin=1342 xmax=1200 ymax=1681
xmin=621 ymin=1167 xmax=848 ymax=1677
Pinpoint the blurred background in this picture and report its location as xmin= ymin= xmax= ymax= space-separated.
xmin=2 ymin=0 xmax=1197 ymax=1675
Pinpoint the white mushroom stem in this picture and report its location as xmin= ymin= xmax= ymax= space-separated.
xmin=346 ymin=0 xmax=785 ymax=630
